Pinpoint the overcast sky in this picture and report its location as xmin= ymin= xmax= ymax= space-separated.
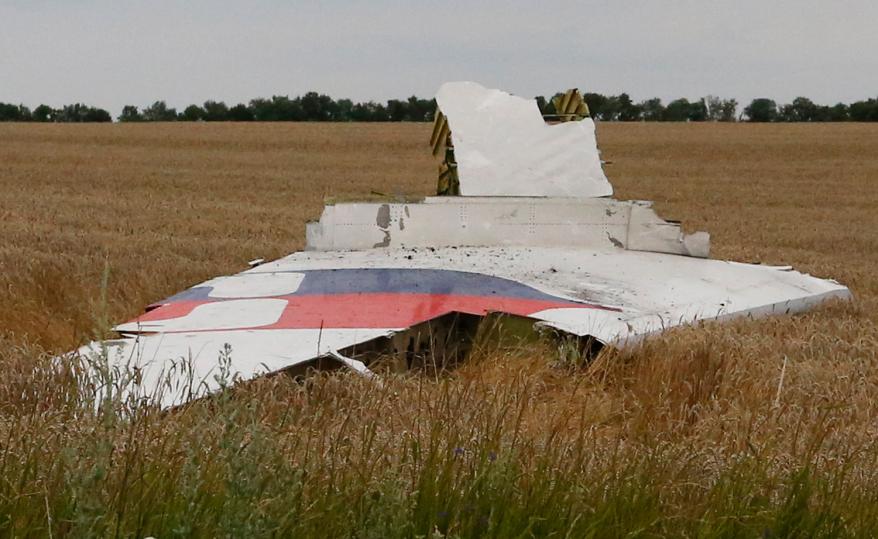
xmin=1 ymin=0 xmax=876 ymax=115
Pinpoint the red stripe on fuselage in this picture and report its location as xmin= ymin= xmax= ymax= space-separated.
xmin=135 ymin=300 xmax=203 ymax=323
xmin=130 ymin=293 xmax=612 ymax=331
xmin=267 ymin=293 xmax=601 ymax=328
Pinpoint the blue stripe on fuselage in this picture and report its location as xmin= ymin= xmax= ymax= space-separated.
xmin=155 ymin=268 xmax=580 ymax=305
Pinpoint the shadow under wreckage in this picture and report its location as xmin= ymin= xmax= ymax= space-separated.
xmin=296 ymin=310 xmax=605 ymax=379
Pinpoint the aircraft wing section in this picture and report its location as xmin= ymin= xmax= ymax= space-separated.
xmin=76 ymin=246 xmax=848 ymax=408
xmin=77 ymin=328 xmax=396 ymax=408
xmin=251 ymin=247 xmax=850 ymax=343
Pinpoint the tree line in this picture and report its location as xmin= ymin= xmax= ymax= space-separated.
xmin=2 ymin=92 xmax=877 ymax=122
xmin=0 ymin=103 xmax=112 ymax=123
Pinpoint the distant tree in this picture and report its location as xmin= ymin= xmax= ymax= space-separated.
xmin=297 ymin=91 xmax=335 ymax=120
xmin=373 ymin=102 xmax=390 ymax=121
xmin=275 ymin=95 xmax=304 ymax=120
xmin=248 ymin=98 xmax=272 ymax=120
xmin=702 ymin=95 xmax=738 ymax=122
xmin=406 ymin=96 xmax=422 ymax=121
xmin=142 ymin=101 xmax=177 ymax=121
xmin=118 ymin=105 xmax=143 ymax=122
xmin=704 ymin=96 xmax=721 ymax=121
xmin=85 ymin=107 xmax=112 ymax=122
xmin=704 ymin=96 xmax=738 ymax=121
xmin=349 ymin=102 xmax=369 ymax=121
xmin=597 ymin=95 xmax=623 ymax=121
xmin=55 ymin=104 xmax=79 ymax=122
xmin=386 ymin=99 xmax=410 ymax=121
xmin=320 ymin=94 xmax=339 ymax=120
xmin=0 ymin=103 xmax=32 ymax=121
xmin=792 ymin=97 xmax=819 ymax=121
xmin=55 ymin=103 xmax=111 ymax=122
xmin=718 ymin=98 xmax=738 ymax=122
xmin=249 ymin=96 xmax=304 ymax=121
xmin=300 ymin=92 xmax=327 ymax=120
xmin=849 ymin=98 xmax=878 ymax=121
xmin=334 ymin=98 xmax=353 ymax=121
xmin=744 ymin=98 xmax=778 ymax=122
xmin=202 ymin=101 xmax=228 ymax=121
xmin=778 ymin=97 xmax=819 ymax=122
xmin=639 ymin=98 xmax=664 ymax=121
xmin=689 ymin=99 xmax=708 ymax=121
xmin=33 ymin=104 xmax=54 ymax=122
xmin=0 ymin=102 xmax=15 ymax=121
xmin=824 ymin=103 xmax=849 ymax=121
xmin=227 ymin=103 xmax=254 ymax=121
xmin=180 ymin=104 xmax=205 ymax=121
xmin=583 ymin=93 xmax=609 ymax=119
xmin=16 ymin=91 xmax=876 ymax=124
xmin=617 ymin=93 xmax=642 ymax=121
xmin=663 ymin=98 xmax=693 ymax=121
xmin=350 ymin=101 xmax=388 ymax=121
xmin=583 ymin=93 xmax=642 ymax=121
xmin=407 ymin=96 xmax=436 ymax=121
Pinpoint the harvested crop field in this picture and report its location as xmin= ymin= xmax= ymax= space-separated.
xmin=1 ymin=122 xmax=878 ymax=536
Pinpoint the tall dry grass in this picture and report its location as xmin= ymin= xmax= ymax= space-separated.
xmin=1 ymin=122 xmax=877 ymax=536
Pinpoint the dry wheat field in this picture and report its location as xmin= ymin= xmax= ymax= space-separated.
xmin=1 ymin=122 xmax=877 ymax=537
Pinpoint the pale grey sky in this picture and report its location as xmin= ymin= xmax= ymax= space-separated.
xmin=1 ymin=0 xmax=876 ymax=115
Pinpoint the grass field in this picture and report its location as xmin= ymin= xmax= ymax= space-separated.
xmin=1 ymin=122 xmax=877 ymax=537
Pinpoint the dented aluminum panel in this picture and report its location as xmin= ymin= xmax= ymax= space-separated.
xmin=435 ymin=82 xmax=612 ymax=197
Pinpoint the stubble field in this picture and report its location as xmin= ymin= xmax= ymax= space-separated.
xmin=1 ymin=122 xmax=877 ymax=536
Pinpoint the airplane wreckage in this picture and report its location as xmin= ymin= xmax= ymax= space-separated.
xmin=75 ymin=81 xmax=851 ymax=407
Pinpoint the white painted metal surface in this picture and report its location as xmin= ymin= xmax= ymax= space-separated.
xmin=78 ymin=328 xmax=396 ymax=408
xmin=435 ymin=82 xmax=613 ymax=197
xmin=250 ymin=246 xmax=851 ymax=344
xmin=306 ymin=197 xmax=709 ymax=257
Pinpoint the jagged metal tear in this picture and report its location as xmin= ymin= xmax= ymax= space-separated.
xmin=435 ymin=81 xmax=613 ymax=197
